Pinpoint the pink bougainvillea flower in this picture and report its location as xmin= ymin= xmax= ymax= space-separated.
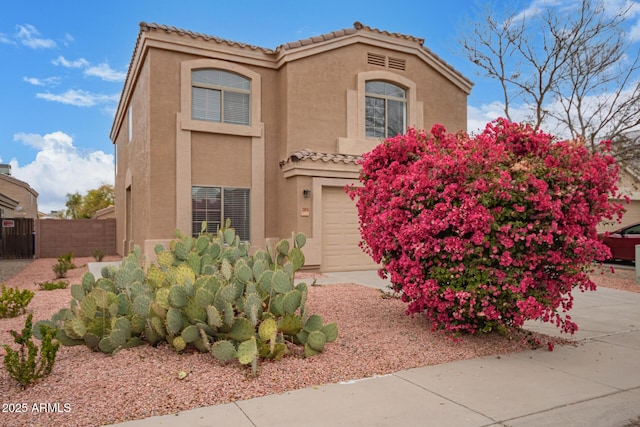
xmin=348 ymin=118 xmax=625 ymax=336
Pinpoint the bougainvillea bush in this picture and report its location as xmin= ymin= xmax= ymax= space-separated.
xmin=347 ymin=119 xmax=626 ymax=335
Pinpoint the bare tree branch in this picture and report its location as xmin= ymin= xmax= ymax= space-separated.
xmin=459 ymin=0 xmax=640 ymax=167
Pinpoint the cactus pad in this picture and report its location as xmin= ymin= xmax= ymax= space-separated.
xmin=211 ymin=340 xmax=237 ymax=362
xmin=307 ymin=330 xmax=326 ymax=352
xmin=229 ymin=317 xmax=254 ymax=342
xmin=181 ymin=325 xmax=199 ymax=343
xmin=321 ymin=322 xmax=339 ymax=342
xmin=157 ymin=250 xmax=174 ymax=269
xmin=271 ymin=270 xmax=291 ymax=294
xmin=166 ymin=308 xmax=183 ymax=335
xmin=169 ymin=285 xmax=187 ymax=308
xmin=237 ymin=337 xmax=257 ymax=365
xmin=282 ymin=290 xmax=302 ymax=315
xmin=258 ymin=317 xmax=278 ymax=342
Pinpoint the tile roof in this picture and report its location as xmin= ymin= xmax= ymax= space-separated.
xmin=279 ymin=150 xmax=362 ymax=168
xmin=139 ymin=22 xmax=275 ymax=53
xmin=137 ymin=21 xmax=471 ymax=88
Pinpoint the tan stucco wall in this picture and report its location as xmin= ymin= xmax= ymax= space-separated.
xmin=0 ymin=175 xmax=38 ymax=219
xmin=111 ymin=24 xmax=471 ymax=262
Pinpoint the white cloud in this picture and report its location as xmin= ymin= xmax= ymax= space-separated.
xmin=36 ymin=89 xmax=119 ymax=107
xmin=15 ymin=24 xmax=55 ymax=49
xmin=52 ymin=56 xmax=126 ymax=82
xmin=467 ymin=102 xmax=509 ymax=135
xmin=23 ymin=76 xmax=61 ymax=86
xmin=52 ymin=55 xmax=89 ymax=68
xmin=0 ymin=33 xmax=14 ymax=45
xmin=10 ymin=132 xmax=114 ymax=213
xmin=84 ymin=62 xmax=127 ymax=82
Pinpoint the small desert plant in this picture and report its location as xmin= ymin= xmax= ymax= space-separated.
xmin=52 ymin=253 xmax=75 ymax=279
xmin=0 ymin=284 xmax=34 ymax=318
xmin=36 ymin=281 xmax=68 ymax=291
xmin=92 ymin=249 xmax=105 ymax=262
xmin=60 ymin=252 xmax=76 ymax=269
xmin=2 ymin=313 xmax=60 ymax=387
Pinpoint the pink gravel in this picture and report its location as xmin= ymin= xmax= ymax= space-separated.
xmin=0 ymin=257 xmax=636 ymax=427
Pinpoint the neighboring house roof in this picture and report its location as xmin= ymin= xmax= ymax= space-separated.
xmin=93 ymin=205 xmax=115 ymax=219
xmin=279 ymin=150 xmax=362 ymax=168
xmin=0 ymin=173 xmax=38 ymax=198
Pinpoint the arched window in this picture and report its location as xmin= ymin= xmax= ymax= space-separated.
xmin=365 ymin=81 xmax=406 ymax=138
xmin=192 ymin=69 xmax=251 ymax=125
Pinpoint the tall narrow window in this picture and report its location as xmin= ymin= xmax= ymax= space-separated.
xmin=192 ymin=70 xmax=251 ymax=125
xmin=365 ymin=81 xmax=406 ymax=138
xmin=192 ymin=186 xmax=250 ymax=240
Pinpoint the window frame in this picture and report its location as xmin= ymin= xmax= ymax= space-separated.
xmin=191 ymin=69 xmax=251 ymax=126
xmin=364 ymin=81 xmax=407 ymax=139
xmin=180 ymin=59 xmax=262 ymax=137
xmin=191 ymin=186 xmax=251 ymax=241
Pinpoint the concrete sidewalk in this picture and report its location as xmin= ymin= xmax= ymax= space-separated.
xmin=108 ymin=270 xmax=640 ymax=427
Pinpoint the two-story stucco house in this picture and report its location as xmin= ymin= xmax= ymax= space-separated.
xmin=110 ymin=21 xmax=472 ymax=271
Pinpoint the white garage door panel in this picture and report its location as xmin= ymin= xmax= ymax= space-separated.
xmin=322 ymin=187 xmax=378 ymax=272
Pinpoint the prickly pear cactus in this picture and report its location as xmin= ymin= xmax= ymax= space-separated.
xmin=46 ymin=221 xmax=338 ymax=374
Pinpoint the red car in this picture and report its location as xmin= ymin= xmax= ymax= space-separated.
xmin=599 ymin=222 xmax=640 ymax=262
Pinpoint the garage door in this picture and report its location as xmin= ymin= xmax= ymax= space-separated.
xmin=321 ymin=186 xmax=378 ymax=271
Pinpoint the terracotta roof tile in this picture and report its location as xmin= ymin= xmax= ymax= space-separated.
xmin=139 ymin=22 xmax=275 ymax=53
xmin=279 ymin=150 xmax=362 ymax=168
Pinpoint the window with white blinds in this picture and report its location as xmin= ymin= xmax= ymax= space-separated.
xmin=192 ymin=186 xmax=250 ymax=240
xmin=191 ymin=69 xmax=251 ymax=125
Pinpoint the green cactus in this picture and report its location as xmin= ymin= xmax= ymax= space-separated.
xmin=45 ymin=224 xmax=337 ymax=369
xmin=82 ymin=272 xmax=96 ymax=291
xmin=237 ymin=336 xmax=257 ymax=365
xmin=244 ymin=292 xmax=262 ymax=326
xmin=166 ymin=308 xmax=183 ymax=335
xmin=172 ymin=241 xmax=189 ymax=260
xmin=228 ymin=317 xmax=254 ymax=342
xmin=307 ymin=330 xmax=326 ymax=352
xmin=169 ymin=285 xmax=187 ymax=308
xmin=195 ymin=235 xmax=209 ymax=255
xmin=133 ymin=294 xmax=151 ymax=317
xmin=206 ymin=305 xmax=223 ymax=329
xmin=234 ymin=259 xmax=253 ymax=284
xmin=282 ymin=290 xmax=302 ymax=315
xmin=187 ymin=252 xmax=201 ymax=276
xmin=98 ymin=337 xmax=117 ymax=354
xmin=181 ymin=325 xmax=199 ymax=343
xmin=277 ymin=314 xmax=303 ymax=336
xmin=258 ymin=317 xmax=278 ymax=342
xmin=321 ymin=323 xmax=339 ymax=342
xmin=211 ymin=340 xmax=237 ymax=362
xmin=275 ymin=239 xmax=290 ymax=256
xmin=172 ymin=336 xmax=187 ymax=352
xmin=294 ymin=232 xmax=306 ymax=249
xmin=184 ymin=298 xmax=206 ymax=324
xmin=157 ymin=250 xmax=174 ymax=269
xmin=70 ymin=284 xmax=85 ymax=302
xmin=304 ymin=314 xmax=324 ymax=333
xmin=194 ymin=288 xmax=214 ymax=308
xmin=271 ymin=270 xmax=291 ymax=294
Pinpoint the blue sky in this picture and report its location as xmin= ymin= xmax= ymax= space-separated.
xmin=1 ymin=0 xmax=639 ymax=213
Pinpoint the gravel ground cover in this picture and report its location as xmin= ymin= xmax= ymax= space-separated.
xmin=0 ymin=257 xmax=637 ymax=427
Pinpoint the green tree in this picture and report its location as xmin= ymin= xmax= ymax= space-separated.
xmin=64 ymin=192 xmax=83 ymax=219
xmin=64 ymin=184 xmax=114 ymax=219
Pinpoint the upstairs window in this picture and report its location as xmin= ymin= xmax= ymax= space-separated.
xmin=192 ymin=69 xmax=251 ymax=125
xmin=365 ymin=81 xmax=406 ymax=138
